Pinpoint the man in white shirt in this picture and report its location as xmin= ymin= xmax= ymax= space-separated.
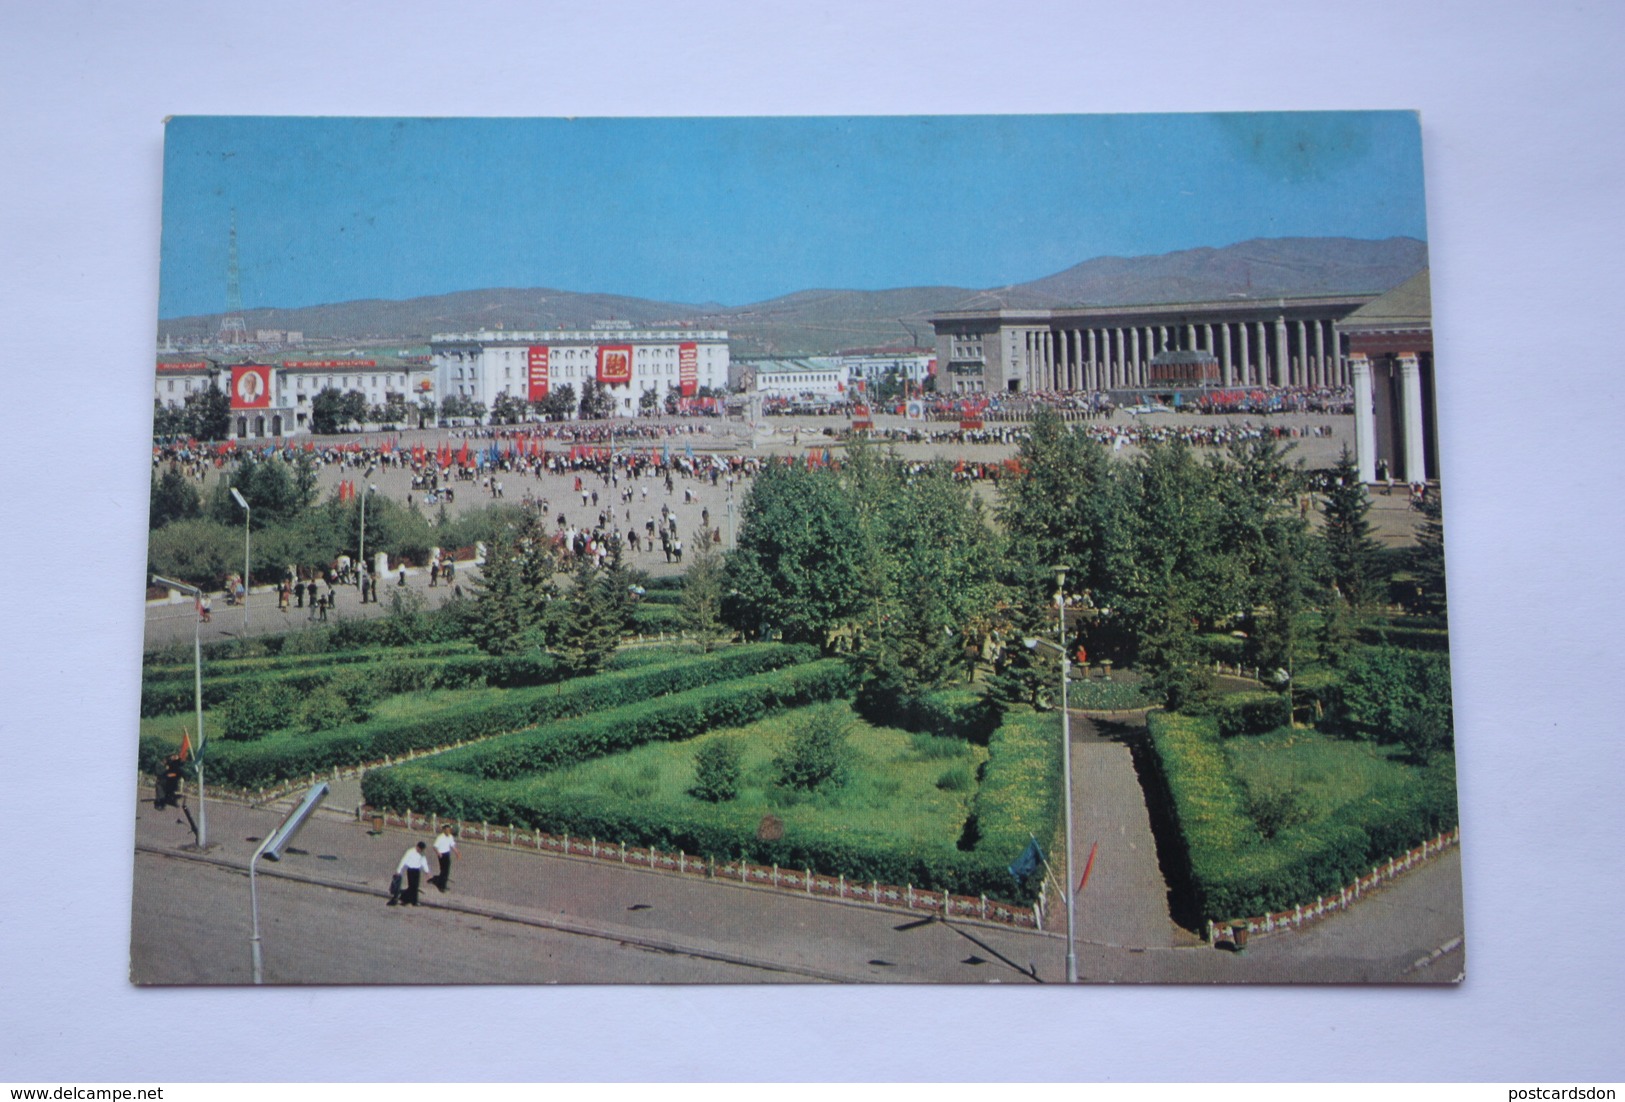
xmin=392 ymin=841 xmax=431 ymax=906
xmin=432 ymin=826 xmax=458 ymax=893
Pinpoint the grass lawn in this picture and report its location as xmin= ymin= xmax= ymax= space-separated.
xmin=526 ymin=704 xmax=988 ymax=848
xmin=1222 ymin=725 xmax=1420 ymax=827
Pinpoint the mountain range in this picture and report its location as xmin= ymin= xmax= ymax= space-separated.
xmin=159 ymin=236 xmax=1427 ymax=358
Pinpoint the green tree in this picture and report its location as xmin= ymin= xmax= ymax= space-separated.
xmin=996 ymin=407 xmax=1116 ymax=614
xmin=773 ymin=704 xmax=851 ymax=791
xmin=340 ymin=389 xmax=369 ymax=426
xmin=209 ymin=454 xmax=318 ymax=529
xmin=491 ymin=393 xmax=529 ymax=425
xmin=416 ymin=395 xmax=437 ymax=428
xmin=679 ymin=525 xmax=731 ymax=651
xmin=537 ymin=384 xmax=575 ymax=421
xmin=578 ymin=379 xmax=616 ymax=420
xmin=149 ymin=468 xmax=201 ymax=529
xmin=1409 ymin=491 xmax=1449 ymax=617
xmin=468 ymin=515 xmax=560 ymax=655
xmin=379 ymin=391 xmax=409 ymax=426
xmin=310 ymin=387 xmax=346 ymax=434
xmin=855 ymin=462 xmax=1002 ymax=698
xmin=183 ymin=385 xmax=231 ymax=441
xmin=1340 ymin=645 xmax=1454 ymax=761
xmin=1321 ymin=446 xmax=1381 ymax=610
xmin=725 ymin=462 xmax=871 ymax=649
xmin=691 ymin=738 xmax=743 ymax=801
xmin=554 ymin=555 xmax=622 ymax=674
xmin=638 ymin=388 xmax=660 ymax=416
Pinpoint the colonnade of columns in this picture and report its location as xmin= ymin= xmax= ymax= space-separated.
xmin=1350 ymin=350 xmax=1427 ymax=484
xmin=1019 ymin=316 xmax=1348 ymax=392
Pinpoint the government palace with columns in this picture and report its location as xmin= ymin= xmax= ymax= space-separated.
xmin=929 ymin=269 xmax=1436 ymax=485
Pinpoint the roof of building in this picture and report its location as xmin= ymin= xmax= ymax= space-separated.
xmin=1340 ymin=270 xmax=1431 ymax=330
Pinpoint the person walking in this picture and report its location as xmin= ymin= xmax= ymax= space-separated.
xmin=432 ymin=825 xmax=458 ymax=893
xmin=391 ymin=841 xmax=431 ymax=906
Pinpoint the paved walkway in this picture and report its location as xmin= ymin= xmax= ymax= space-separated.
xmin=132 ymin=774 xmax=1464 ymax=985
xmin=1068 ymin=714 xmax=1191 ymax=950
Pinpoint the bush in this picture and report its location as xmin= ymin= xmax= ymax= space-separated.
xmin=297 ymin=687 xmax=357 ymax=733
xmin=220 ymin=681 xmax=297 ymax=741
xmin=1337 ymin=645 xmax=1454 ymax=758
xmin=774 ymin=704 xmax=852 ymax=791
xmin=690 ymin=738 xmax=743 ymax=802
xmin=935 ymin=764 xmax=973 ymax=792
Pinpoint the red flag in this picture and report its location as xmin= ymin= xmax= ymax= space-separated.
xmin=178 ymin=731 xmax=192 ymax=762
xmin=1076 ymin=841 xmax=1098 ymax=894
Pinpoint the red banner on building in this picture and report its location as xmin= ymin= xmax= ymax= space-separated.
xmin=596 ymin=345 xmax=633 ymax=386
xmin=230 ymin=365 xmax=272 ymax=409
xmin=282 ymin=360 xmax=376 ymax=368
xmin=679 ymin=341 xmax=698 ymax=397
xmin=527 ymin=346 xmax=550 ymax=400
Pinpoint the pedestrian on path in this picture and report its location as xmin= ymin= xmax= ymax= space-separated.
xmin=391 ymin=841 xmax=431 ymax=906
xmin=432 ymin=825 xmax=458 ymax=893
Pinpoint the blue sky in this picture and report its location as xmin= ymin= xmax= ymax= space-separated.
xmin=159 ymin=113 xmax=1427 ymax=318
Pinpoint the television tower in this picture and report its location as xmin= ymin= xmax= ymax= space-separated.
xmin=217 ymin=210 xmax=249 ymax=346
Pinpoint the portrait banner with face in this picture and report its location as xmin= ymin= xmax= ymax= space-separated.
xmin=596 ymin=344 xmax=633 ymax=386
xmin=231 ymin=364 xmax=272 ymax=409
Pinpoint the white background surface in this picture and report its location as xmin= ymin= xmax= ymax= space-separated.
xmin=2 ymin=0 xmax=1621 ymax=1082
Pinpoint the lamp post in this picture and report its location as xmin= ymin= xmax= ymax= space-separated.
xmin=150 ymin=574 xmax=208 ymax=849
xmin=357 ymin=483 xmax=376 ymax=591
xmin=230 ymin=487 xmax=250 ymax=631
xmin=1025 ymin=564 xmax=1078 ymax=984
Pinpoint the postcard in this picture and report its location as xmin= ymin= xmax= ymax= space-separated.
xmin=134 ymin=113 xmax=1460 ymax=985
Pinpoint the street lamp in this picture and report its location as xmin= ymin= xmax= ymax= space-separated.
xmin=1024 ymin=564 xmax=1078 ymax=984
xmin=230 ymin=487 xmax=250 ymax=631
xmin=150 ymin=574 xmax=208 ymax=850
xmin=357 ymin=482 xmax=377 ymax=592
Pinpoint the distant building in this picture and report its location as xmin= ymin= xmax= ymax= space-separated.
xmin=155 ymin=356 xmax=420 ymax=438
xmin=828 ymin=350 xmax=935 ymax=390
xmin=429 ymin=322 xmax=729 ymax=416
xmin=928 ymin=293 xmax=1381 ymax=395
xmin=742 ymin=359 xmax=850 ymax=399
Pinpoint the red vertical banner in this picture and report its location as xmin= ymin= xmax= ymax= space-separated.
xmin=678 ymin=341 xmax=698 ymax=397
xmin=527 ymin=346 xmax=550 ymax=400
xmin=596 ymin=345 xmax=633 ymax=386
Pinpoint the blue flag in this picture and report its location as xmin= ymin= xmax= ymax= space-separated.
xmin=1008 ymin=837 xmax=1043 ymax=884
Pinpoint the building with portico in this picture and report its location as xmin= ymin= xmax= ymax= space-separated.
xmin=1342 ymin=270 xmax=1437 ymax=484
xmin=928 ymin=293 xmax=1381 ymax=395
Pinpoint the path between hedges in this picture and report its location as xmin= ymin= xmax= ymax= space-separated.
xmin=1067 ymin=712 xmax=1194 ymax=950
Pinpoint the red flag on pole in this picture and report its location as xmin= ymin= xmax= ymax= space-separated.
xmin=178 ymin=731 xmax=192 ymax=762
xmin=1076 ymin=841 xmax=1098 ymax=894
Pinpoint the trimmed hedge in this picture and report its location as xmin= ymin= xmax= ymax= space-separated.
xmin=138 ymin=643 xmax=816 ymax=786
xmin=142 ymin=642 xmax=478 ymax=686
xmin=1357 ymin=624 xmax=1450 ymax=653
xmin=969 ymin=711 xmax=1063 ymax=882
xmin=1144 ymin=710 xmax=1458 ymax=923
xmin=855 ymin=688 xmax=1001 ymax=743
xmin=363 ymin=688 xmax=1063 ymax=905
xmin=419 ymin=659 xmax=854 ymax=779
xmin=139 ymin=643 xmax=685 ymax=718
